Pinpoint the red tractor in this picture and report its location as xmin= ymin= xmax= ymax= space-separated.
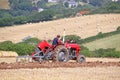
xmin=32 ymin=40 xmax=85 ymax=63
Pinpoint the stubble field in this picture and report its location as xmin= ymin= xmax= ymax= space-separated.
xmin=0 ymin=0 xmax=10 ymax=9
xmin=0 ymin=67 xmax=120 ymax=80
xmin=0 ymin=14 xmax=120 ymax=80
xmin=0 ymin=14 xmax=120 ymax=43
xmin=0 ymin=57 xmax=120 ymax=80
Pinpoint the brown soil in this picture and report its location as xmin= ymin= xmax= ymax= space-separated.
xmin=0 ymin=61 xmax=120 ymax=69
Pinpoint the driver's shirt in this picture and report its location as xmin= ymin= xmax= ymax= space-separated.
xmin=52 ymin=37 xmax=58 ymax=46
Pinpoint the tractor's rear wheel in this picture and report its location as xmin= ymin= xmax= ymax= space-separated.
xmin=77 ymin=55 xmax=86 ymax=63
xmin=53 ymin=45 xmax=69 ymax=62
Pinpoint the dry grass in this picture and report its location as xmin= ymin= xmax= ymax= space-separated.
xmin=0 ymin=57 xmax=120 ymax=63
xmin=0 ymin=57 xmax=16 ymax=63
xmin=0 ymin=51 xmax=18 ymax=57
xmin=0 ymin=14 xmax=120 ymax=43
xmin=0 ymin=8 xmax=120 ymax=80
xmin=0 ymin=0 xmax=10 ymax=9
xmin=0 ymin=58 xmax=120 ymax=80
xmin=0 ymin=67 xmax=120 ymax=80
xmin=86 ymin=57 xmax=120 ymax=62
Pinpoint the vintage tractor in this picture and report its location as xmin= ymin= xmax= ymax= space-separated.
xmin=32 ymin=40 xmax=86 ymax=63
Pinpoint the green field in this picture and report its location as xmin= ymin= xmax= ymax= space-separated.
xmin=46 ymin=2 xmax=58 ymax=7
xmin=0 ymin=0 xmax=10 ymax=9
xmin=83 ymin=34 xmax=120 ymax=51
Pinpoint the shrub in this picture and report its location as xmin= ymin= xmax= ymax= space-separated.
xmin=80 ymin=45 xmax=96 ymax=57
xmin=80 ymin=46 xmax=120 ymax=58
xmin=94 ymin=48 xmax=120 ymax=58
xmin=14 ymin=43 xmax=35 ymax=55
xmin=22 ymin=37 xmax=41 ymax=46
xmin=0 ymin=41 xmax=35 ymax=55
xmin=117 ymin=26 xmax=120 ymax=31
xmin=64 ymin=35 xmax=81 ymax=43
xmin=103 ymin=51 xmax=120 ymax=58
xmin=0 ymin=41 xmax=15 ymax=51
xmin=80 ymin=30 xmax=120 ymax=44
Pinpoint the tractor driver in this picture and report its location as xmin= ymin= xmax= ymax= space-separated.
xmin=52 ymin=35 xmax=61 ymax=46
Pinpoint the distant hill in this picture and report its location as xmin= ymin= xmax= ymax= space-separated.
xmin=0 ymin=14 xmax=120 ymax=43
xmin=0 ymin=0 xmax=120 ymax=27
xmin=0 ymin=0 xmax=10 ymax=9
xmin=83 ymin=33 xmax=120 ymax=51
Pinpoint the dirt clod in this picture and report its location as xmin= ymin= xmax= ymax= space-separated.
xmin=0 ymin=61 xmax=120 ymax=69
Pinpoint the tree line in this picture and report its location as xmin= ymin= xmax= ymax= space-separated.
xmin=0 ymin=0 xmax=120 ymax=27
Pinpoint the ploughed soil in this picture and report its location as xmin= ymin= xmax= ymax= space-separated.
xmin=0 ymin=61 xmax=120 ymax=69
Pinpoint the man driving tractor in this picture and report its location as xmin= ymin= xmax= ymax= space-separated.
xmin=52 ymin=35 xmax=61 ymax=46
xmin=30 ymin=34 xmax=86 ymax=63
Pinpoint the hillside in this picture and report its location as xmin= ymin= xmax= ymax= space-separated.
xmin=0 ymin=14 xmax=120 ymax=43
xmin=0 ymin=0 xmax=120 ymax=27
xmin=0 ymin=0 xmax=10 ymax=9
xmin=83 ymin=33 xmax=120 ymax=51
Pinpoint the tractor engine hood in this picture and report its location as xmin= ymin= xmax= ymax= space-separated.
xmin=65 ymin=43 xmax=81 ymax=50
xmin=37 ymin=40 xmax=52 ymax=49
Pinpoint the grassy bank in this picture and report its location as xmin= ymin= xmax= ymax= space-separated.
xmin=83 ymin=34 xmax=120 ymax=51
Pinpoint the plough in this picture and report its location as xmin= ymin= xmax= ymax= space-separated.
xmin=16 ymin=55 xmax=32 ymax=62
xmin=16 ymin=40 xmax=86 ymax=63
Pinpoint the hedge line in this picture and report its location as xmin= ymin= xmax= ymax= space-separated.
xmin=0 ymin=39 xmax=38 ymax=55
xmin=0 ymin=30 xmax=120 ymax=57
xmin=79 ymin=29 xmax=120 ymax=44
xmin=0 ymin=40 xmax=120 ymax=58
xmin=80 ymin=46 xmax=120 ymax=58
xmin=63 ymin=28 xmax=120 ymax=44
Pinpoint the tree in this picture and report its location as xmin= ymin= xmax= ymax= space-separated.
xmin=37 ymin=0 xmax=48 ymax=8
xmin=64 ymin=35 xmax=81 ymax=43
xmin=9 ymin=0 xmax=19 ymax=10
xmin=89 ymin=0 xmax=104 ymax=6
xmin=0 ymin=13 xmax=14 ymax=26
xmin=30 ymin=10 xmax=55 ymax=22
xmin=64 ymin=2 xmax=69 ymax=8
xmin=17 ymin=2 xmax=32 ymax=11
xmin=9 ymin=0 xmax=32 ymax=11
xmin=107 ymin=2 xmax=120 ymax=12
xmin=13 ymin=16 xmax=27 ymax=24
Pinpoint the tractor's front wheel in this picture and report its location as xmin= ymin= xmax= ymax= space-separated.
xmin=53 ymin=45 xmax=69 ymax=62
xmin=77 ymin=55 xmax=86 ymax=63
